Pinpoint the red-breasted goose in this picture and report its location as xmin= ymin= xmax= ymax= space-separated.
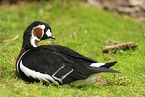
xmin=16 ymin=21 xmax=120 ymax=86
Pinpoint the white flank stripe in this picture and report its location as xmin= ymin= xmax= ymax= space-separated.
xmin=20 ymin=60 xmax=59 ymax=85
xmin=52 ymin=64 xmax=74 ymax=84
xmin=61 ymin=69 xmax=73 ymax=80
xmin=90 ymin=63 xmax=105 ymax=67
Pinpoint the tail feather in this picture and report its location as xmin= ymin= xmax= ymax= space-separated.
xmin=89 ymin=61 xmax=121 ymax=73
xmin=90 ymin=61 xmax=117 ymax=68
xmin=88 ymin=67 xmax=121 ymax=73
xmin=101 ymin=61 xmax=117 ymax=68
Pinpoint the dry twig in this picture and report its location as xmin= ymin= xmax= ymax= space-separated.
xmin=3 ymin=35 xmax=19 ymax=42
xmin=0 ymin=35 xmax=19 ymax=43
xmin=103 ymin=41 xmax=139 ymax=53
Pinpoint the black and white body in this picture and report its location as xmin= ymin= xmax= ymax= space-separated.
xmin=16 ymin=21 xmax=120 ymax=86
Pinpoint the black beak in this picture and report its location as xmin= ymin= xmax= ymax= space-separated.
xmin=51 ymin=35 xmax=55 ymax=39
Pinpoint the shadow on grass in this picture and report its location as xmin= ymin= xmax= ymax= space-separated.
xmin=7 ymin=72 xmax=130 ymax=89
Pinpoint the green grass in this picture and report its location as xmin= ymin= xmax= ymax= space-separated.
xmin=0 ymin=1 xmax=145 ymax=97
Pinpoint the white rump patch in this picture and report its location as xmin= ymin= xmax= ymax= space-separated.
xmin=90 ymin=63 xmax=105 ymax=67
xmin=20 ymin=60 xmax=59 ymax=85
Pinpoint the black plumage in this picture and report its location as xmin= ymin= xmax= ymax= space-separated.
xmin=16 ymin=21 xmax=120 ymax=86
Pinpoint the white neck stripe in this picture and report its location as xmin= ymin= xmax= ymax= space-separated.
xmin=20 ymin=60 xmax=59 ymax=85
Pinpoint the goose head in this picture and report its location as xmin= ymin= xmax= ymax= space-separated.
xmin=22 ymin=21 xmax=55 ymax=50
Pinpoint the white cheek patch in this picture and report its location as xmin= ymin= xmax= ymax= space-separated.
xmin=20 ymin=60 xmax=59 ymax=85
xmin=90 ymin=63 xmax=105 ymax=67
xmin=51 ymin=64 xmax=73 ymax=84
xmin=46 ymin=29 xmax=52 ymax=37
